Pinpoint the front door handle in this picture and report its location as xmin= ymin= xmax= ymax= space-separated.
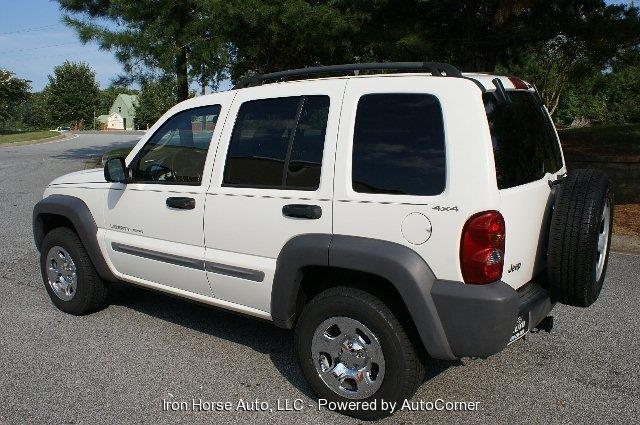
xmin=166 ymin=197 xmax=195 ymax=210
xmin=282 ymin=204 xmax=322 ymax=219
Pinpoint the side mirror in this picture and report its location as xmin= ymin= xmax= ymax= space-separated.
xmin=104 ymin=157 xmax=128 ymax=183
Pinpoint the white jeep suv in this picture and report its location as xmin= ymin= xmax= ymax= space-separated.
xmin=33 ymin=63 xmax=613 ymax=419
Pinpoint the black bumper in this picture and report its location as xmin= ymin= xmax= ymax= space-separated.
xmin=431 ymin=274 xmax=553 ymax=359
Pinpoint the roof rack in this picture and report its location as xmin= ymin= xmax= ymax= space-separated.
xmin=234 ymin=62 xmax=485 ymax=90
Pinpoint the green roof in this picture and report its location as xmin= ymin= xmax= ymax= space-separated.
xmin=117 ymin=94 xmax=139 ymax=110
xmin=109 ymin=94 xmax=139 ymax=116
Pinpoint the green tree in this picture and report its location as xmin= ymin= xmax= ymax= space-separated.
xmin=135 ymin=77 xmax=177 ymax=129
xmin=496 ymin=0 xmax=640 ymax=117
xmin=27 ymin=91 xmax=55 ymax=130
xmin=45 ymin=61 xmax=99 ymax=129
xmin=7 ymin=91 xmax=54 ymax=131
xmin=203 ymin=0 xmax=361 ymax=82
xmin=602 ymin=57 xmax=640 ymax=124
xmin=57 ymin=0 xmax=225 ymax=102
xmin=211 ymin=0 xmax=640 ymax=82
xmin=554 ymin=57 xmax=640 ymax=126
xmin=361 ymin=1 xmax=639 ymax=71
xmin=97 ymin=87 xmax=119 ymax=117
xmin=0 ymin=69 xmax=31 ymax=129
xmin=57 ymin=0 xmax=640 ymax=125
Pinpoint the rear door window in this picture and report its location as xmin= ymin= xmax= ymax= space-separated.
xmin=351 ymin=93 xmax=446 ymax=196
xmin=223 ymin=95 xmax=330 ymax=190
xmin=484 ymin=91 xmax=563 ymax=189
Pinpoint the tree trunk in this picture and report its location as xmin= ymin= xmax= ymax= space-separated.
xmin=201 ymin=64 xmax=207 ymax=96
xmin=176 ymin=48 xmax=189 ymax=102
xmin=549 ymin=93 xmax=561 ymax=116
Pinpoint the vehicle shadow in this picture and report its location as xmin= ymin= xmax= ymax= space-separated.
xmin=109 ymin=283 xmax=454 ymax=399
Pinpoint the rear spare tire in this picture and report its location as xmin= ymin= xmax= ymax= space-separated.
xmin=547 ymin=169 xmax=613 ymax=307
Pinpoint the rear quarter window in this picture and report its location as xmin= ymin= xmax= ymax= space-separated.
xmin=352 ymin=93 xmax=446 ymax=196
xmin=484 ymin=91 xmax=563 ymax=189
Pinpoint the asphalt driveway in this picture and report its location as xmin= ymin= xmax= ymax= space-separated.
xmin=0 ymin=133 xmax=638 ymax=424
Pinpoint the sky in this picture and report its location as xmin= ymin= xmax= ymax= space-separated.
xmin=0 ymin=0 xmax=124 ymax=91
xmin=0 ymin=0 xmax=636 ymax=92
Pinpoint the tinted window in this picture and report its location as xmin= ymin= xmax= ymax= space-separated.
xmin=286 ymin=96 xmax=330 ymax=189
xmin=484 ymin=91 xmax=563 ymax=189
xmin=134 ymin=105 xmax=221 ymax=185
xmin=223 ymin=96 xmax=330 ymax=190
xmin=352 ymin=94 xmax=446 ymax=196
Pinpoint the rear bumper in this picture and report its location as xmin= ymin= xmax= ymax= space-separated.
xmin=431 ymin=274 xmax=553 ymax=359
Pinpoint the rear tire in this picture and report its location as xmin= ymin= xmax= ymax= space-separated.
xmin=39 ymin=227 xmax=109 ymax=315
xmin=547 ymin=169 xmax=613 ymax=307
xmin=294 ymin=286 xmax=424 ymax=420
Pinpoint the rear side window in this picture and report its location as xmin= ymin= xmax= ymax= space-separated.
xmin=484 ymin=91 xmax=563 ymax=189
xmin=223 ymin=95 xmax=330 ymax=190
xmin=352 ymin=94 xmax=446 ymax=196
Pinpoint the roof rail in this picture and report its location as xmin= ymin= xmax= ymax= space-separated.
xmin=234 ymin=62 xmax=484 ymax=90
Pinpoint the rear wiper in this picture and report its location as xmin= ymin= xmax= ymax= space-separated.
xmin=492 ymin=78 xmax=512 ymax=105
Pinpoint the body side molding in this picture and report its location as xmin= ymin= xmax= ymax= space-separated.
xmin=205 ymin=261 xmax=265 ymax=282
xmin=33 ymin=194 xmax=119 ymax=282
xmin=112 ymin=242 xmax=265 ymax=282
xmin=111 ymin=242 xmax=204 ymax=270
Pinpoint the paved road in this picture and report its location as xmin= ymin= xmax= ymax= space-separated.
xmin=1 ymin=134 xmax=638 ymax=424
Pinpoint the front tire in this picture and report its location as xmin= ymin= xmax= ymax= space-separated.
xmin=294 ymin=287 xmax=424 ymax=420
xmin=39 ymin=227 xmax=109 ymax=315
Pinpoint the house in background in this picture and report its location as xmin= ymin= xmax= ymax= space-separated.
xmin=96 ymin=94 xmax=139 ymax=130
xmin=96 ymin=114 xmax=109 ymax=128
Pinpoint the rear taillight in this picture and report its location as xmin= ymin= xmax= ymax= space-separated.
xmin=460 ymin=211 xmax=506 ymax=284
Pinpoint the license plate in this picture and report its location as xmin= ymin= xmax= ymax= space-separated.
xmin=508 ymin=314 xmax=529 ymax=345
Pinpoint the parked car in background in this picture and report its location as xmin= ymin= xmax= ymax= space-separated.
xmin=51 ymin=126 xmax=71 ymax=132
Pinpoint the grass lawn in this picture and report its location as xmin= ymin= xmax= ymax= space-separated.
xmin=0 ymin=130 xmax=60 ymax=145
xmin=558 ymin=124 xmax=640 ymax=158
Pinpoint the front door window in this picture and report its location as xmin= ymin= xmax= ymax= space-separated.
xmin=134 ymin=105 xmax=221 ymax=185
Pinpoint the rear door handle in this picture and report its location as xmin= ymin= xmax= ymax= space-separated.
xmin=166 ymin=197 xmax=195 ymax=210
xmin=282 ymin=204 xmax=322 ymax=219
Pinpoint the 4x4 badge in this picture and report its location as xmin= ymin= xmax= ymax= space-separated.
xmin=432 ymin=205 xmax=459 ymax=212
